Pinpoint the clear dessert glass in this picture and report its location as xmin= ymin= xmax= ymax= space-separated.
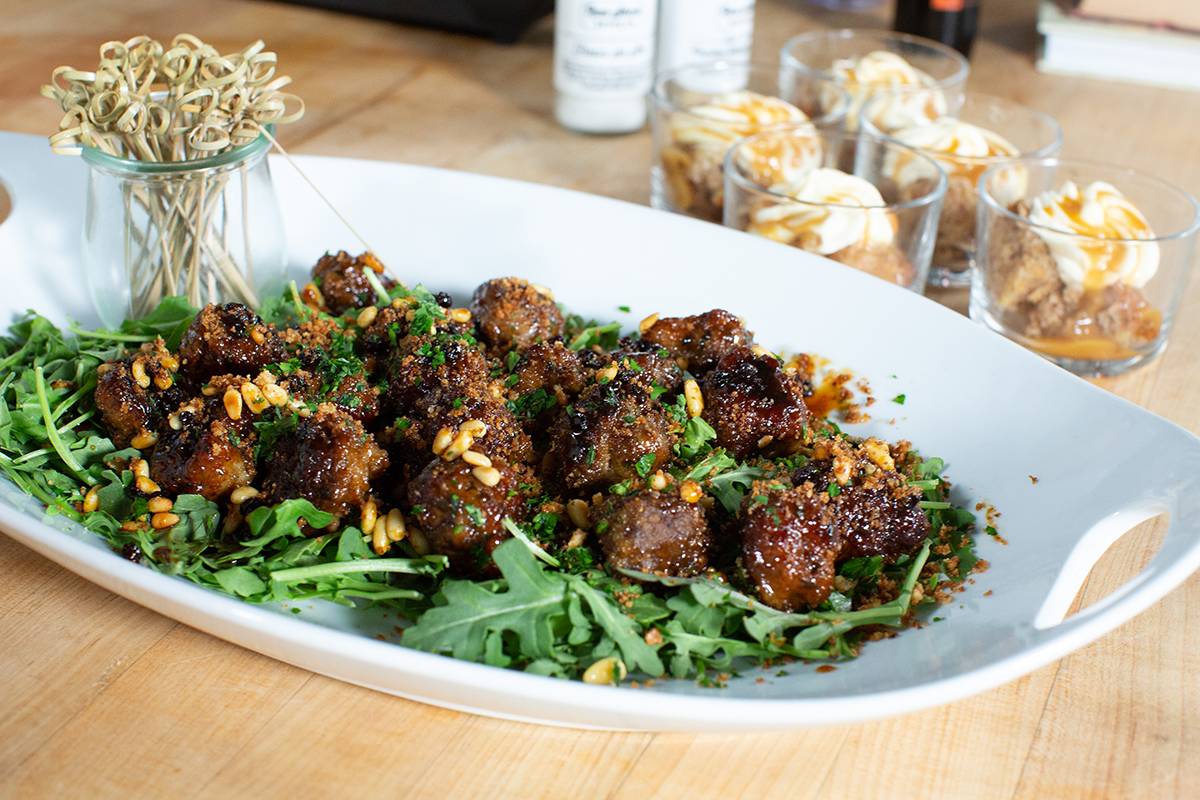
xmin=862 ymin=92 xmax=1063 ymax=287
xmin=651 ymin=61 xmax=850 ymax=223
xmin=723 ymin=127 xmax=948 ymax=292
xmin=970 ymin=158 xmax=1200 ymax=377
xmin=81 ymin=131 xmax=286 ymax=328
xmin=779 ymin=29 xmax=969 ymax=132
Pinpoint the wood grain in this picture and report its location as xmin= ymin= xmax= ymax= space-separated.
xmin=2 ymin=0 xmax=1199 ymax=796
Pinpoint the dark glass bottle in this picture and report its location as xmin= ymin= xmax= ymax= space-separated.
xmin=893 ymin=0 xmax=979 ymax=58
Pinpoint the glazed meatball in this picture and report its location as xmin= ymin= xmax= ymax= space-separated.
xmin=382 ymin=334 xmax=496 ymax=422
xmin=310 ymin=250 xmax=398 ymax=316
xmin=506 ymin=341 xmax=588 ymax=436
xmin=701 ymin=347 xmax=811 ymax=460
xmin=260 ymin=404 xmax=389 ymax=524
xmin=543 ymin=369 xmax=678 ymax=493
xmin=150 ymin=394 xmax=257 ymax=502
xmin=640 ymin=309 xmax=754 ymax=375
xmin=740 ymin=481 xmax=839 ymax=611
xmin=177 ymin=303 xmax=286 ymax=384
xmin=792 ymin=438 xmax=929 ymax=562
xmin=93 ymin=340 xmax=187 ymax=448
xmin=470 ymin=278 xmax=565 ymax=356
xmin=605 ymin=338 xmax=685 ymax=396
xmin=407 ymin=455 xmax=532 ymax=574
xmin=282 ymin=335 xmax=381 ymax=426
xmin=382 ymin=334 xmax=532 ymax=472
xmin=592 ymin=489 xmax=712 ymax=577
xmin=390 ymin=396 xmax=533 ymax=477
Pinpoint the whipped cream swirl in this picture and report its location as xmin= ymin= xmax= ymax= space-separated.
xmin=1027 ymin=180 xmax=1159 ymax=290
xmin=671 ymin=90 xmax=808 ymax=151
xmin=888 ymin=117 xmax=1025 ymax=203
xmin=831 ymin=50 xmax=946 ymax=130
xmin=750 ymin=167 xmax=897 ymax=255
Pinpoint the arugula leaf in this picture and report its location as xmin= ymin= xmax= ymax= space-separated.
xmin=402 ymin=538 xmax=569 ymax=663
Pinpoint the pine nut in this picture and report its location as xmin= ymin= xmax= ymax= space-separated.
xmin=566 ymin=498 xmax=590 ymax=530
xmin=130 ymin=431 xmax=159 ymax=450
xmin=261 ymin=383 xmax=288 ymax=406
xmin=131 ymin=360 xmax=150 ymax=389
xmin=582 ymin=657 xmax=627 ymax=686
xmin=201 ymin=384 xmax=218 ymax=396
xmin=597 ymin=364 xmax=618 ymax=383
xmin=257 ymin=370 xmax=277 ymax=385
xmin=461 ymin=450 xmax=491 ymax=468
xmin=459 ymin=419 xmax=487 ymax=438
xmin=147 ymin=496 xmax=173 ymax=514
xmin=680 ymin=480 xmax=702 ymax=503
xmin=372 ymin=517 xmax=389 ymax=555
xmin=757 ymin=434 xmax=774 ymax=449
xmin=360 ymin=499 xmax=378 ymax=535
xmin=83 ymin=486 xmax=100 ymax=513
xmin=683 ymin=379 xmax=703 ymax=418
xmin=385 ymin=508 xmax=406 ymax=541
xmin=249 ymin=327 xmax=265 ymax=344
xmin=96 ymin=363 xmax=114 ymax=376
xmin=137 ymin=476 xmax=161 ymax=495
xmin=241 ymin=382 xmax=269 ymax=414
xmin=862 ymin=438 xmax=895 ymax=472
xmin=408 ymin=525 xmax=431 ymax=556
xmin=472 ymin=465 xmax=501 ymax=487
xmin=638 ymin=313 xmax=659 ymax=334
xmin=160 ymin=353 xmax=180 ymax=371
xmin=230 ymin=486 xmax=259 ymax=505
xmin=356 ymin=305 xmax=378 ymax=328
xmin=301 ymin=282 xmax=324 ymax=310
xmin=448 ymin=308 xmax=472 ymax=324
xmin=153 ymin=372 xmax=173 ymax=390
xmin=432 ymin=426 xmax=454 ymax=456
xmin=131 ymin=458 xmax=150 ymax=479
xmin=151 ymin=512 xmax=180 ymax=529
xmin=224 ymin=386 xmax=243 ymax=420
xmin=649 ymin=472 xmax=667 ymax=492
xmin=442 ymin=428 xmax=474 ymax=461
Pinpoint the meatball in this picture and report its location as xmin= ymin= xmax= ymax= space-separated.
xmin=592 ymin=489 xmax=712 ymax=577
xmin=260 ymin=404 xmax=389 ymax=524
xmin=93 ymin=340 xmax=188 ymax=448
xmin=177 ymin=303 xmax=286 ymax=384
xmin=792 ymin=437 xmax=929 ymax=562
xmin=506 ymin=341 xmax=588 ymax=435
xmin=543 ymin=369 xmax=678 ymax=493
xmin=470 ymin=278 xmax=565 ymax=357
xmin=605 ymin=337 xmax=685 ymax=397
xmin=407 ymin=455 xmax=532 ymax=574
xmin=382 ymin=334 xmax=496 ymax=422
xmin=390 ymin=396 xmax=534 ymax=477
xmin=640 ymin=309 xmax=754 ymax=374
xmin=310 ymin=250 xmax=398 ymax=316
xmin=382 ymin=334 xmax=532 ymax=473
xmin=740 ymin=481 xmax=839 ymax=611
xmin=701 ymin=347 xmax=811 ymax=460
xmin=150 ymin=395 xmax=257 ymax=502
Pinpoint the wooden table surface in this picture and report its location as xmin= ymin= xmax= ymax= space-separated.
xmin=3 ymin=0 xmax=1200 ymax=797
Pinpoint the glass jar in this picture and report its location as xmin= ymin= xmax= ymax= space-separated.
xmin=80 ymin=132 xmax=285 ymax=328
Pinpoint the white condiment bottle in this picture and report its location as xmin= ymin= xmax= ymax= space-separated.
xmin=553 ymin=0 xmax=660 ymax=134
xmin=655 ymin=0 xmax=756 ymax=75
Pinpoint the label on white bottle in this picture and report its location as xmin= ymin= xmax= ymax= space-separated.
xmin=554 ymin=0 xmax=659 ymax=99
xmin=656 ymin=0 xmax=756 ymax=75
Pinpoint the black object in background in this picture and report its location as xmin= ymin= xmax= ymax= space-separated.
xmin=893 ymin=0 xmax=979 ymax=58
xmin=275 ymin=0 xmax=554 ymax=43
